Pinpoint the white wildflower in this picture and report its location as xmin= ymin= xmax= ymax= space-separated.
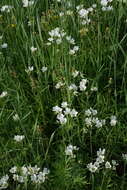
xmin=105 ymin=161 xmax=112 ymax=169
xmin=0 ymin=91 xmax=7 ymax=98
xmin=14 ymin=135 xmax=25 ymax=142
xmin=41 ymin=66 xmax=47 ymax=72
xmin=1 ymin=43 xmax=8 ymax=48
xmin=110 ymin=115 xmax=117 ymax=126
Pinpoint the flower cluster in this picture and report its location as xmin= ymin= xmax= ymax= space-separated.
xmin=76 ymin=4 xmax=96 ymax=25
xmin=87 ymin=148 xmax=117 ymax=173
xmin=47 ymin=27 xmax=66 ymax=45
xmin=85 ymin=108 xmax=106 ymax=128
xmin=87 ymin=148 xmax=105 ymax=173
xmin=100 ymin=0 xmax=113 ymax=11
xmin=52 ymin=102 xmax=78 ymax=125
xmin=47 ymin=28 xmax=79 ymax=54
xmin=0 ymin=175 xmax=9 ymax=189
xmin=68 ymin=78 xmax=88 ymax=96
xmin=9 ymin=165 xmax=50 ymax=184
xmin=14 ymin=135 xmax=25 ymax=142
xmin=69 ymin=46 xmax=79 ymax=55
xmin=65 ymin=144 xmax=79 ymax=158
xmin=1 ymin=5 xmax=13 ymax=13
xmin=22 ymin=0 xmax=34 ymax=7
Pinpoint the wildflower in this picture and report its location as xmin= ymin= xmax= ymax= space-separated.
xmin=1 ymin=5 xmax=13 ymax=13
xmin=0 ymin=91 xmax=7 ymax=98
xmin=105 ymin=161 xmax=112 ymax=169
xmin=57 ymin=113 xmax=67 ymax=124
xmin=41 ymin=66 xmax=47 ymax=72
xmin=1 ymin=43 xmax=8 ymax=48
xmin=13 ymin=114 xmax=19 ymax=121
xmin=91 ymin=87 xmax=98 ymax=92
xmin=69 ymin=46 xmax=79 ymax=55
xmin=64 ymin=107 xmax=71 ymax=115
xmin=22 ymin=0 xmax=34 ymax=7
xmin=0 ymin=175 xmax=9 ymax=189
xmin=25 ymin=66 xmax=33 ymax=73
xmin=110 ymin=116 xmax=117 ymax=126
xmin=66 ymin=36 xmax=75 ymax=44
xmin=55 ymin=82 xmax=64 ymax=89
xmin=87 ymin=163 xmax=98 ymax=173
xmin=68 ymin=84 xmax=78 ymax=91
xmin=9 ymin=166 xmax=17 ymax=174
xmin=52 ymin=106 xmax=62 ymax=114
xmin=72 ymin=70 xmax=79 ymax=78
xmin=61 ymin=102 xmax=68 ymax=108
xmin=65 ymin=144 xmax=78 ymax=158
xmin=79 ymin=79 xmax=88 ymax=91
xmin=30 ymin=46 xmax=37 ymax=52
xmin=122 ymin=153 xmax=127 ymax=161
xmin=70 ymin=109 xmax=78 ymax=117
xmin=14 ymin=135 xmax=25 ymax=142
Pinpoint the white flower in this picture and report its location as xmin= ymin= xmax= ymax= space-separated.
xmin=87 ymin=163 xmax=98 ymax=173
xmin=96 ymin=155 xmax=105 ymax=164
xmin=105 ymin=161 xmax=112 ymax=169
xmin=13 ymin=114 xmax=19 ymax=121
xmin=55 ymin=82 xmax=64 ymax=89
xmin=0 ymin=91 xmax=7 ymax=98
xmin=52 ymin=106 xmax=62 ymax=114
xmin=25 ymin=66 xmax=34 ymax=73
xmin=1 ymin=5 xmax=13 ymax=12
xmin=14 ymin=135 xmax=25 ymax=142
xmin=85 ymin=117 xmax=92 ymax=126
xmin=21 ymin=166 xmax=28 ymax=176
xmin=66 ymin=36 xmax=75 ymax=44
xmin=85 ymin=109 xmax=92 ymax=116
xmin=110 ymin=115 xmax=117 ymax=126
xmin=100 ymin=0 xmax=108 ymax=6
xmin=0 ymin=175 xmax=9 ymax=189
xmin=22 ymin=0 xmax=34 ymax=7
xmin=30 ymin=46 xmax=37 ymax=52
xmin=70 ymin=109 xmax=78 ymax=117
xmin=78 ymin=9 xmax=89 ymax=18
xmin=64 ymin=107 xmax=71 ymax=115
xmin=97 ymin=148 xmax=105 ymax=157
xmin=1 ymin=43 xmax=8 ymax=48
xmin=122 ymin=153 xmax=127 ymax=161
xmin=9 ymin=166 xmax=17 ymax=174
xmin=91 ymin=87 xmax=98 ymax=92
xmin=61 ymin=102 xmax=68 ymax=108
xmin=68 ymin=84 xmax=78 ymax=91
xmin=79 ymin=79 xmax=88 ymax=91
xmin=65 ymin=144 xmax=78 ymax=158
xmin=72 ymin=70 xmax=79 ymax=78
xmin=41 ymin=66 xmax=47 ymax=72
xmin=57 ymin=113 xmax=67 ymax=124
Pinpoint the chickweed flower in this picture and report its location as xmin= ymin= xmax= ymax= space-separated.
xmin=41 ymin=66 xmax=47 ymax=73
xmin=110 ymin=116 xmax=117 ymax=126
xmin=0 ymin=175 xmax=9 ymax=189
xmin=1 ymin=43 xmax=8 ymax=48
xmin=22 ymin=0 xmax=34 ymax=7
xmin=14 ymin=135 xmax=25 ymax=142
xmin=13 ymin=114 xmax=19 ymax=121
xmin=105 ymin=161 xmax=112 ymax=169
xmin=25 ymin=66 xmax=34 ymax=73
xmin=30 ymin=46 xmax=37 ymax=52
xmin=0 ymin=91 xmax=8 ymax=98
xmin=65 ymin=144 xmax=79 ymax=158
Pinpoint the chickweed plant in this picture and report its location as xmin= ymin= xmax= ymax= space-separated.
xmin=0 ymin=0 xmax=127 ymax=189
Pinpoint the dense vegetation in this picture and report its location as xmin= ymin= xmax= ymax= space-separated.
xmin=0 ymin=0 xmax=127 ymax=189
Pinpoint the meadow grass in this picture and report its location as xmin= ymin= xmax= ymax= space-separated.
xmin=0 ymin=0 xmax=127 ymax=189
